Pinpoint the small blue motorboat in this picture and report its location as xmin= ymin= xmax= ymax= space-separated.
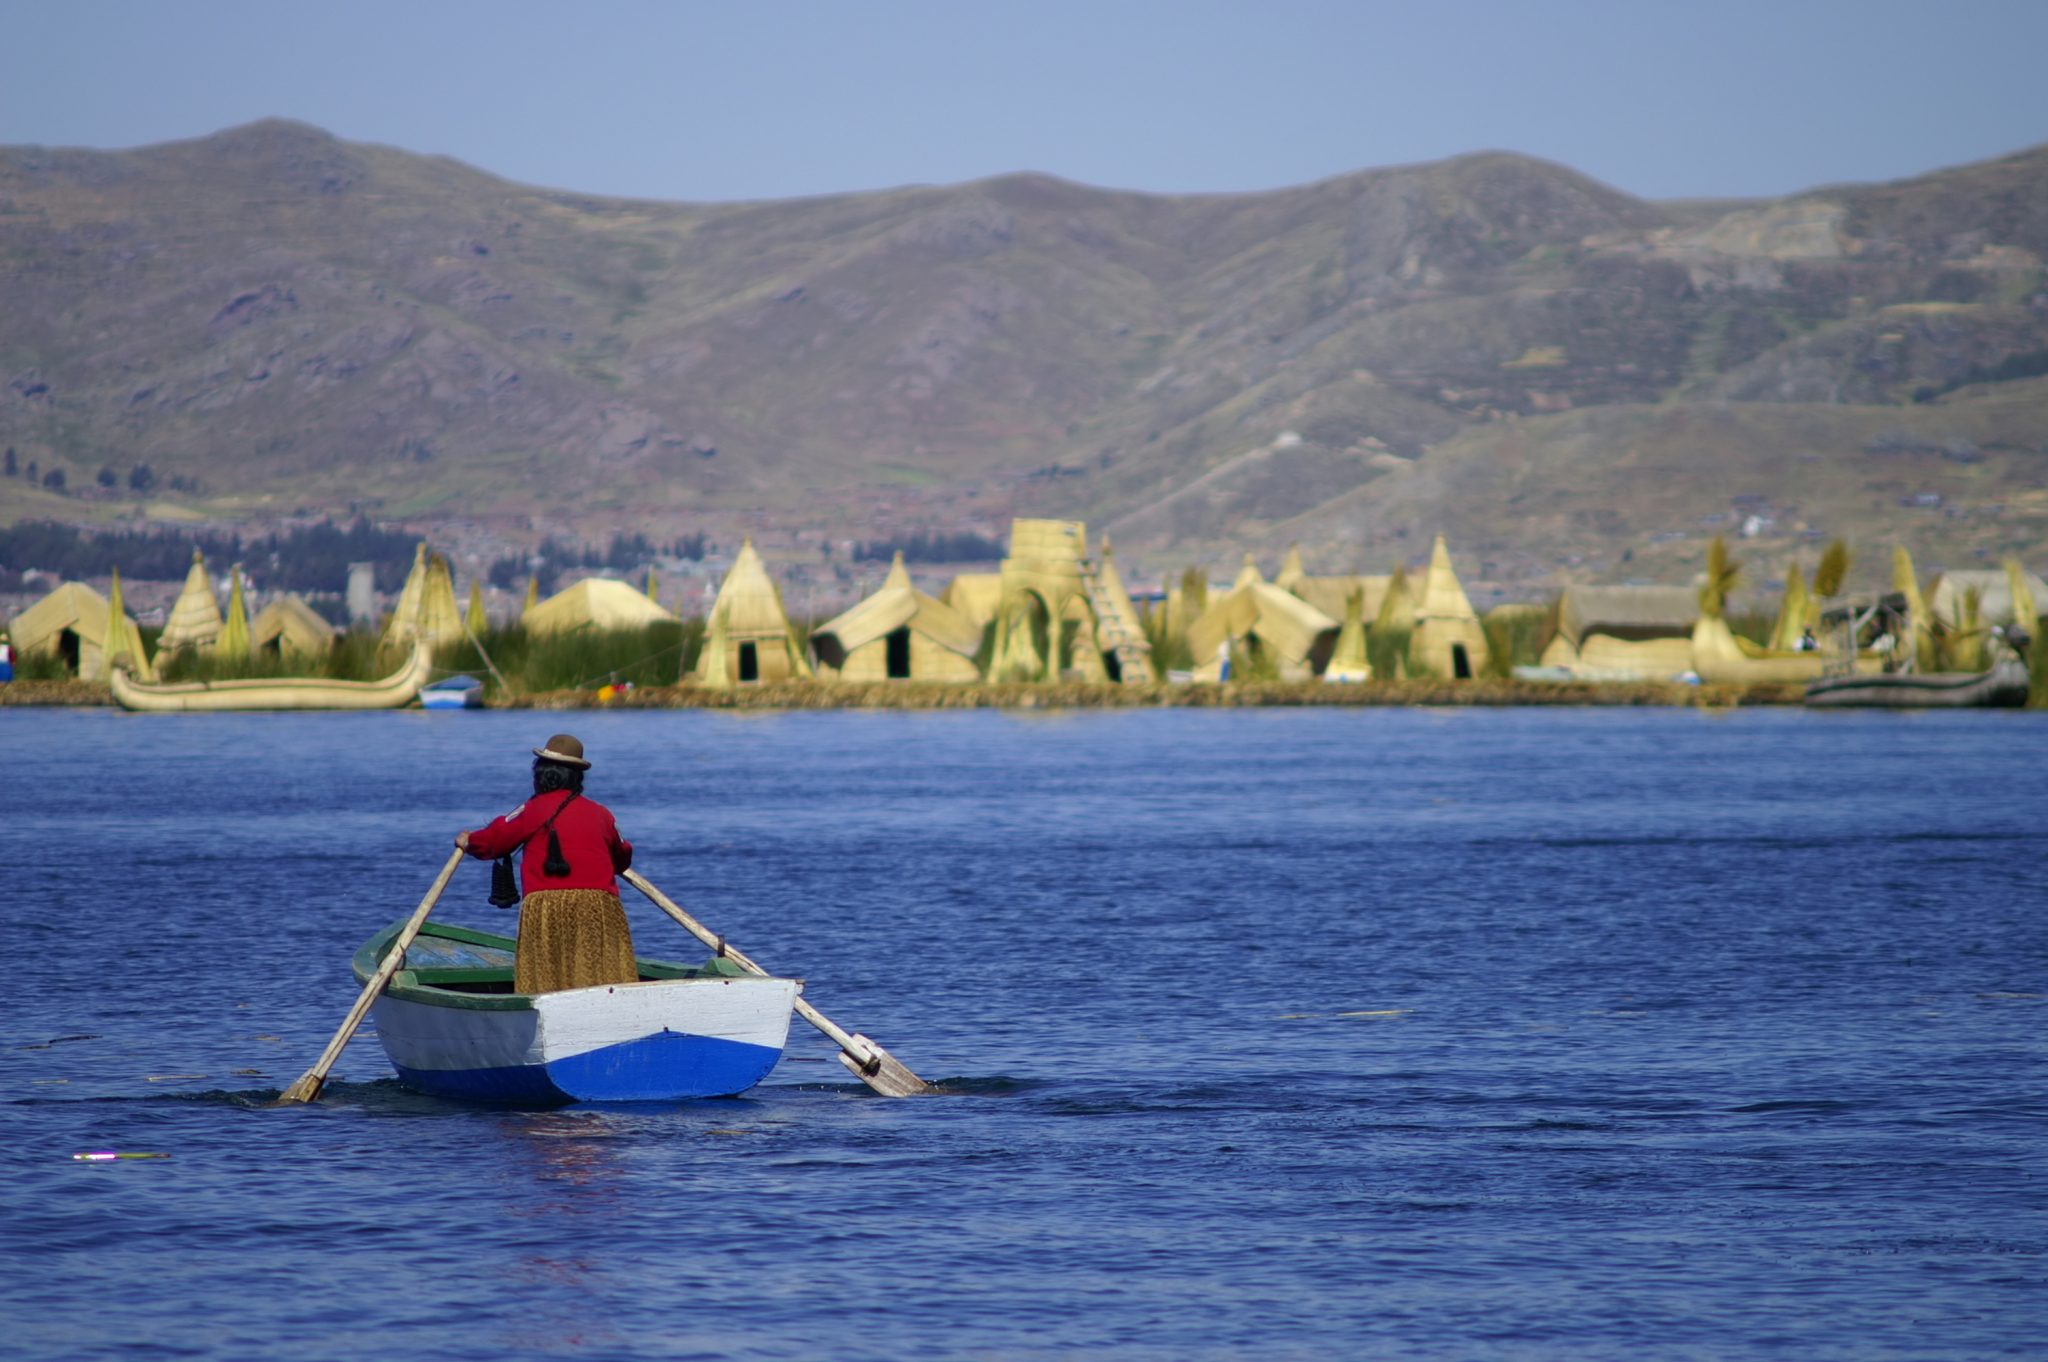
xmin=419 ymin=673 xmax=485 ymax=709
xmin=354 ymin=920 xmax=798 ymax=1104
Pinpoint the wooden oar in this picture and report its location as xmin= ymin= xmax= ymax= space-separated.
xmin=622 ymin=869 xmax=932 ymax=1097
xmin=277 ymin=847 xmax=466 ymax=1105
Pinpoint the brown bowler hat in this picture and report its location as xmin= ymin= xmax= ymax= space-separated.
xmin=532 ymin=733 xmax=591 ymax=769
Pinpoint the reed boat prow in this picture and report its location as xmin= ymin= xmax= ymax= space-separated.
xmin=111 ymin=641 xmax=433 ymax=712
xmin=352 ymin=919 xmax=799 ymax=1104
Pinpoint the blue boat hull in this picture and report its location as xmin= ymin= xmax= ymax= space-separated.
xmin=391 ymin=1028 xmax=787 ymax=1104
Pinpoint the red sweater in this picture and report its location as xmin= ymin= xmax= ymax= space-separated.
xmin=464 ymin=789 xmax=633 ymax=895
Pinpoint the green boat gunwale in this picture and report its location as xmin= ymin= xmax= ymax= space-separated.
xmin=351 ymin=918 xmax=754 ymax=1012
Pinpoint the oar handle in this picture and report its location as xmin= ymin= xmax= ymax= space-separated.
xmin=277 ymin=847 xmax=466 ymax=1105
xmin=621 ymin=868 xmax=927 ymax=1093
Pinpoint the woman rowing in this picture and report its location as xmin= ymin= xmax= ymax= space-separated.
xmin=455 ymin=733 xmax=638 ymax=994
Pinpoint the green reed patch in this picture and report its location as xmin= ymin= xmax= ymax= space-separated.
xmin=435 ymin=621 xmax=702 ymax=698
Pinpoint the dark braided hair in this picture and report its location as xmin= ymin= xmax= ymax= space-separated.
xmin=532 ymin=759 xmax=585 ymax=796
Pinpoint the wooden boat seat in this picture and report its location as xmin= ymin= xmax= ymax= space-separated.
xmin=395 ymin=966 xmax=518 ymax=994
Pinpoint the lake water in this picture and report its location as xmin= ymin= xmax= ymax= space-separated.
xmin=2 ymin=705 xmax=2042 ymax=1361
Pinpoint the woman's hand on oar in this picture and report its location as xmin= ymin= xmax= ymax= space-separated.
xmin=621 ymin=869 xmax=932 ymax=1097
xmin=276 ymin=847 xmax=467 ymax=1105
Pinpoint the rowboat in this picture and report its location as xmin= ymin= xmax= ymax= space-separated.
xmin=1803 ymin=657 xmax=2031 ymax=709
xmin=111 ymin=640 xmax=432 ymax=712
xmin=354 ymin=918 xmax=798 ymax=1103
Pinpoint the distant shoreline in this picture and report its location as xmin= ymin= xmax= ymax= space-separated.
xmin=1 ymin=678 xmax=1805 ymax=710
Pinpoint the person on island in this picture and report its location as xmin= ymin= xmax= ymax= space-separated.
xmin=456 ymin=733 xmax=638 ymax=995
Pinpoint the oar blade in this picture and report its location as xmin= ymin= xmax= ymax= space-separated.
xmin=272 ymin=847 xmax=466 ymax=1108
xmin=275 ymin=1071 xmax=325 ymax=1106
xmin=837 ymin=1033 xmax=933 ymax=1097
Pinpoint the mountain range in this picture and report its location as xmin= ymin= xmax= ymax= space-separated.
xmin=2 ymin=119 xmax=2044 ymax=590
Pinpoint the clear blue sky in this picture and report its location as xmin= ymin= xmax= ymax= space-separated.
xmin=5 ymin=0 xmax=2045 ymax=203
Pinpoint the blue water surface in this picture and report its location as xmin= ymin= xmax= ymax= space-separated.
xmin=1 ymin=706 xmax=2042 ymax=1360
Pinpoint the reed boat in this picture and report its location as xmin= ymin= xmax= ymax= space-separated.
xmin=111 ymin=641 xmax=432 ymax=712
xmin=1803 ymin=658 xmax=2032 ymax=709
xmin=354 ymin=919 xmax=799 ymax=1103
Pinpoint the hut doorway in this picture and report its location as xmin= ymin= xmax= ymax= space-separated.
xmin=1450 ymin=643 xmax=1472 ymax=679
xmin=738 ymin=641 xmax=759 ymax=682
xmin=885 ymin=626 xmax=912 ymax=679
xmin=58 ymin=628 xmax=81 ymax=675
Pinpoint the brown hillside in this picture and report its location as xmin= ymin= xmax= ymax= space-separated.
xmin=1 ymin=121 xmax=2043 ymax=590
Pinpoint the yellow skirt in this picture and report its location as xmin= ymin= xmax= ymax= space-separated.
xmin=515 ymin=889 xmax=638 ymax=995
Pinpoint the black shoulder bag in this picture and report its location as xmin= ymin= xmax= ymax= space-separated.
xmin=488 ymin=792 xmax=580 ymax=908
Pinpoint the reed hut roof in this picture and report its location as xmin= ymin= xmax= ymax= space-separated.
xmin=812 ymin=554 xmax=982 ymax=666
xmin=1274 ymin=546 xmax=1307 ymax=592
xmin=1928 ymin=568 xmax=2047 ymax=627
xmin=707 ymin=539 xmax=796 ymax=640
xmin=157 ymin=550 xmax=223 ymax=653
xmin=1556 ymin=585 xmax=1697 ymax=647
xmin=380 ymin=545 xmax=465 ymax=651
xmin=10 ymin=581 xmax=111 ymax=656
xmin=1290 ymin=574 xmax=1391 ymax=623
xmin=251 ymin=594 xmax=337 ymax=657
xmin=942 ymin=573 xmax=1003 ymax=627
xmin=524 ymin=576 xmax=680 ymax=637
xmin=1007 ymin=518 xmax=1088 ymax=564
xmin=1186 ymin=579 xmax=1339 ymax=669
xmin=1415 ymin=535 xmax=1480 ymax=623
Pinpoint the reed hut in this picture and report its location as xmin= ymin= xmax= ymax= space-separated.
xmin=1539 ymin=584 xmax=1696 ymax=679
xmin=1088 ymin=537 xmax=1153 ymax=683
xmin=1408 ymin=536 xmax=1489 ymax=679
xmin=1186 ymin=555 xmax=1340 ymax=681
xmin=251 ymin=594 xmax=337 ymax=660
xmin=157 ymin=550 xmax=224 ymax=655
xmin=1928 ymin=567 xmax=2047 ymax=630
xmin=380 ymin=544 xmax=465 ymax=653
xmin=986 ymin=520 xmax=1101 ymax=682
xmin=810 ymin=553 xmax=983 ymax=681
xmin=690 ymin=539 xmax=811 ymax=684
xmin=7 ymin=577 xmax=156 ymax=680
xmin=525 ymin=576 xmax=679 ymax=638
